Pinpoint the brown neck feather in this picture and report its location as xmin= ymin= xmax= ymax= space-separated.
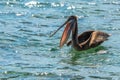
xmin=72 ymin=21 xmax=79 ymax=46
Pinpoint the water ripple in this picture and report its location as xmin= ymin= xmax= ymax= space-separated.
xmin=89 ymin=76 xmax=112 ymax=80
xmin=0 ymin=0 xmax=120 ymax=79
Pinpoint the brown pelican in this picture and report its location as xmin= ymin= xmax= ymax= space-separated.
xmin=50 ymin=15 xmax=110 ymax=51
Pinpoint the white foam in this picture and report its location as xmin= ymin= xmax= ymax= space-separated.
xmin=67 ymin=5 xmax=75 ymax=10
xmin=25 ymin=1 xmax=38 ymax=8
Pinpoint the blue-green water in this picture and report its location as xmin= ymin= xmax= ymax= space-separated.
xmin=0 ymin=0 xmax=120 ymax=80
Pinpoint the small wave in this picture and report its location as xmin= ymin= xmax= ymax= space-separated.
xmin=16 ymin=12 xmax=27 ymax=17
xmin=67 ymin=5 xmax=75 ymax=10
xmin=25 ymin=1 xmax=65 ymax=8
xmin=88 ymin=2 xmax=96 ymax=5
xmin=51 ymin=2 xmax=64 ymax=7
xmin=25 ymin=1 xmax=39 ymax=8
xmin=25 ymin=1 xmax=50 ymax=8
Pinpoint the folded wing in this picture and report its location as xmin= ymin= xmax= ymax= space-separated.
xmin=89 ymin=31 xmax=110 ymax=47
xmin=67 ymin=31 xmax=110 ymax=49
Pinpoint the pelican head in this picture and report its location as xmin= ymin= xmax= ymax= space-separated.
xmin=50 ymin=15 xmax=78 ymax=47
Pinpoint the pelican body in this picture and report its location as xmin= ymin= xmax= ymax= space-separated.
xmin=50 ymin=16 xmax=110 ymax=51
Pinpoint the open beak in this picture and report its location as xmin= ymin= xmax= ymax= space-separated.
xmin=50 ymin=18 xmax=75 ymax=47
xmin=60 ymin=20 xmax=74 ymax=47
xmin=49 ymin=20 xmax=68 ymax=37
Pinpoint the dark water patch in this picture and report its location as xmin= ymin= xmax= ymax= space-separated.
xmin=57 ymin=66 xmax=80 ymax=72
xmin=19 ymin=21 xmax=32 ymax=24
xmin=45 ymin=14 xmax=62 ymax=19
xmin=40 ymin=24 xmax=49 ymax=27
xmin=89 ymin=75 xmax=112 ymax=80
xmin=94 ymin=9 xmax=106 ymax=13
xmin=0 ymin=38 xmax=16 ymax=43
xmin=70 ymin=75 xmax=85 ymax=80
xmin=50 ymin=47 xmax=59 ymax=51
xmin=32 ymin=13 xmax=64 ymax=20
xmin=18 ymin=28 xmax=33 ymax=32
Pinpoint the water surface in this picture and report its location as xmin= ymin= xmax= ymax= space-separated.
xmin=0 ymin=0 xmax=120 ymax=80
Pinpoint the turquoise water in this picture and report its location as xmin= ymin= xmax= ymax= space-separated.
xmin=0 ymin=0 xmax=120 ymax=80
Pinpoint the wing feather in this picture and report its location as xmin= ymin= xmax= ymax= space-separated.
xmin=66 ymin=30 xmax=94 ymax=46
xmin=89 ymin=31 xmax=110 ymax=47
